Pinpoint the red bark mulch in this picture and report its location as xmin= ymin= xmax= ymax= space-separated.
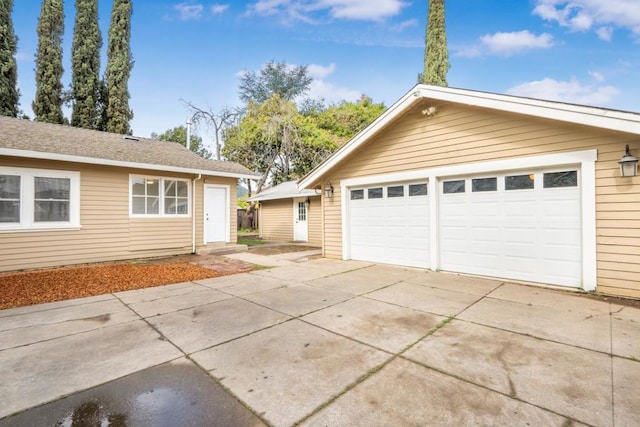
xmin=0 ymin=261 xmax=240 ymax=310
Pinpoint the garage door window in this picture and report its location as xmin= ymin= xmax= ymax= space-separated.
xmin=350 ymin=189 xmax=364 ymax=200
xmin=387 ymin=186 xmax=404 ymax=198
xmin=443 ymin=180 xmax=465 ymax=194
xmin=505 ymin=174 xmax=534 ymax=190
xmin=472 ymin=177 xmax=497 ymax=192
xmin=543 ymin=171 xmax=578 ymax=188
xmin=368 ymin=188 xmax=383 ymax=199
xmin=409 ymin=183 xmax=427 ymax=196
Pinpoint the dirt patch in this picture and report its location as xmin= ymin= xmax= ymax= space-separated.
xmin=0 ymin=255 xmax=255 ymax=310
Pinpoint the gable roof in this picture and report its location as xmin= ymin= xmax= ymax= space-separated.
xmin=247 ymin=180 xmax=319 ymax=202
xmin=299 ymin=84 xmax=640 ymax=189
xmin=0 ymin=116 xmax=259 ymax=179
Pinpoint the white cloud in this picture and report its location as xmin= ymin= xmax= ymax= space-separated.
xmin=532 ymin=0 xmax=640 ymax=39
xmin=14 ymin=51 xmax=30 ymax=62
xmin=595 ymin=26 xmax=613 ymax=41
xmin=211 ymin=4 xmax=230 ymax=14
xmin=589 ymin=71 xmax=604 ymax=82
xmin=507 ymin=77 xmax=619 ymax=106
xmin=307 ymin=63 xmax=336 ymax=79
xmin=390 ymin=19 xmax=417 ymax=32
xmin=174 ymin=2 xmax=204 ymax=21
xmin=247 ymin=0 xmax=408 ymax=22
xmin=480 ymin=30 xmax=554 ymax=55
xmin=456 ymin=30 xmax=554 ymax=57
xmin=308 ymin=79 xmax=361 ymax=104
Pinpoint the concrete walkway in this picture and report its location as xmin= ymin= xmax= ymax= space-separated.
xmin=0 ymin=253 xmax=638 ymax=426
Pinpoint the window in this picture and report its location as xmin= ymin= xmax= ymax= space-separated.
xmin=387 ymin=185 xmax=404 ymax=198
xmin=506 ymin=174 xmax=534 ymax=190
xmin=34 ymin=177 xmax=70 ymax=221
xmin=350 ymin=189 xmax=364 ymax=200
xmin=409 ymin=183 xmax=428 ymax=196
xmin=0 ymin=175 xmax=20 ymax=223
xmin=297 ymin=201 xmax=307 ymax=221
xmin=443 ymin=180 xmax=465 ymax=194
xmin=368 ymin=187 xmax=383 ymax=199
xmin=543 ymin=171 xmax=578 ymax=188
xmin=472 ymin=177 xmax=497 ymax=192
xmin=0 ymin=167 xmax=80 ymax=231
xmin=130 ymin=176 xmax=190 ymax=216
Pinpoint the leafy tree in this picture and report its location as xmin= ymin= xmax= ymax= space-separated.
xmin=239 ymin=60 xmax=312 ymax=104
xmin=70 ymin=0 xmax=102 ymax=129
xmin=0 ymin=0 xmax=19 ymax=117
xmin=313 ymin=95 xmax=386 ymax=142
xmin=223 ymin=95 xmax=338 ymax=191
xmin=33 ymin=0 xmax=65 ymax=123
xmin=151 ymin=125 xmax=212 ymax=159
xmin=419 ymin=0 xmax=449 ymax=86
xmin=104 ymin=0 xmax=133 ymax=134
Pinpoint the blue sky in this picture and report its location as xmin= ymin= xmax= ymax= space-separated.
xmin=11 ymin=0 xmax=640 ymax=146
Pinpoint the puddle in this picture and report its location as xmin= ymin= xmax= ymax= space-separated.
xmin=56 ymin=401 xmax=126 ymax=427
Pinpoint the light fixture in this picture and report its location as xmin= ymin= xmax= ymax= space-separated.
xmin=618 ymin=145 xmax=638 ymax=178
xmin=305 ymin=196 xmax=311 ymax=205
xmin=324 ymin=182 xmax=334 ymax=199
xmin=421 ymin=106 xmax=437 ymax=116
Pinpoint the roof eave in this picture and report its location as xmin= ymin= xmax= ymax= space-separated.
xmin=0 ymin=148 xmax=261 ymax=180
xmin=299 ymin=84 xmax=640 ymax=189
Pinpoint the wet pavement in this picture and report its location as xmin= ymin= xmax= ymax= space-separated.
xmin=1 ymin=250 xmax=639 ymax=426
xmin=0 ymin=358 xmax=264 ymax=427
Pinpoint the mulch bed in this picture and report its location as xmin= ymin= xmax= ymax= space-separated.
xmin=0 ymin=259 xmax=250 ymax=310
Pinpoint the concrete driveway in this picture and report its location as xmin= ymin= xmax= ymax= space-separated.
xmin=0 ymin=252 xmax=639 ymax=426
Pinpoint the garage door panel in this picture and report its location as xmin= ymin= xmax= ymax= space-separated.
xmin=440 ymin=170 xmax=582 ymax=288
xmin=349 ymin=182 xmax=429 ymax=269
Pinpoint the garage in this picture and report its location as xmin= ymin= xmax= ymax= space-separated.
xmin=440 ymin=169 xmax=582 ymax=287
xmin=348 ymin=181 xmax=430 ymax=268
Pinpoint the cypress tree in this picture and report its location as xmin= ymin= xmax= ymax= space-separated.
xmin=0 ymin=0 xmax=19 ymax=117
xmin=104 ymin=0 xmax=133 ymax=134
xmin=419 ymin=0 xmax=449 ymax=86
xmin=33 ymin=0 xmax=65 ymax=123
xmin=71 ymin=0 xmax=102 ymax=129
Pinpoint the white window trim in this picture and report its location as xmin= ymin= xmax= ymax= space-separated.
xmin=129 ymin=175 xmax=192 ymax=218
xmin=0 ymin=166 xmax=80 ymax=232
xmin=341 ymin=149 xmax=597 ymax=292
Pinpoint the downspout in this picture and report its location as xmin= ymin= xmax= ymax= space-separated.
xmin=192 ymin=173 xmax=202 ymax=254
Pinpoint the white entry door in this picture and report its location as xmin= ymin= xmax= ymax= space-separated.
xmin=204 ymin=186 xmax=228 ymax=243
xmin=293 ymin=198 xmax=308 ymax=242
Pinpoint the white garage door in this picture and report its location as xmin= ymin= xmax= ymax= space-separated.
xmin=440 ymin=169 xmax=582 ymax=287
xmin=349 ymin=182 xmax=429 ymax=268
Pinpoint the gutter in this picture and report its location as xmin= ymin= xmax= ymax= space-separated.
xmin=192 ymin=173 xmax=202 ymax=254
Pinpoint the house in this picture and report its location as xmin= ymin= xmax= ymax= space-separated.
xmin=248 ymin=180 xmax=321 ymax=244
xmin=0 ymin=116 xmax=259 ymax=272
xmin=299 ymin=84 xmax=640 ymax=298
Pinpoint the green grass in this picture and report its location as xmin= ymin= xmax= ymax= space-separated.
xmin=239 ymin=236 xmax=267 ymax=246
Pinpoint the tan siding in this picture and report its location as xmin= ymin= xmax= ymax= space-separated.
xmin=0 ymin=158 xmax=239 ymax=271
xmin=307 ymin=196 xmax=322 ymax=245
xmin=259 ymin=199 xmax=294 ymax=242
xmin=320 ymin=102 xmax=640 ymax=297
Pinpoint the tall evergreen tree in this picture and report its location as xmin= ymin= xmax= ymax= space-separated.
xmin=104 ymin=0 xmax=133 ymax=134
xmin=33 ymin=0 xmax=65 ymax=123
xmin=70 ymin=0 xmax=102 ymax=129
xmin=419 ymin=0 xmax=449 ymax=86
xmin=0 ymin=0 xmax=19 ymax=117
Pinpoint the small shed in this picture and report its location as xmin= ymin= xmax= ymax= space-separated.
xmin=248 ymin=181 xmax=321 ymax=244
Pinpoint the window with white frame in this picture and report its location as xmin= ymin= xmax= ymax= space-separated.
xmin=0 ymin=167 xmax=80 ymax=230
xmin=130 ymin=176 xmax=190 ymax=217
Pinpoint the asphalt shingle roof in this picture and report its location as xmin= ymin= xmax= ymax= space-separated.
xmin=0 ymin=116 xmax=257 ymax=178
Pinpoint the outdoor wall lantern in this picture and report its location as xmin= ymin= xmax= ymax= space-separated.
xmin=618 ymin=145 xmax=638 ymax=178
xmin=324 ymin=182 xmax=334 ymax=199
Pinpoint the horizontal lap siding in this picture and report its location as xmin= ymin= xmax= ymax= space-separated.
xmin=0 ymin=159 xmax=237 ymax=271
xmin=259 ymin=199 xmax=293 ymax=242
xmin=308 ymin=197 xmax=322 ymax=245
xmin=322 ymin=103 xmax=640 ymax=297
